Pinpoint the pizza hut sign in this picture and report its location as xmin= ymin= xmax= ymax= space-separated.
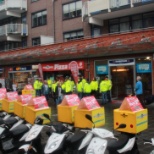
xmin=42 ymin=61 xmax=84 ymax=71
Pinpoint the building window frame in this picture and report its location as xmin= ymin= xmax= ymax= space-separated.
xmin=63 ymin=1 xmax=82 ymax=20
xmin=31 ymin=10 xmax=47 ymax=28
xmin=32 ymin=37 xmax=40 ymax=46
xmin=63 ymin=29 xmax=84 ymax=41
xmin=31 ymin=0 xmax=39 ymax=2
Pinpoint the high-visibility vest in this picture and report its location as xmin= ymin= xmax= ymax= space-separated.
xmin=106 ymin=79 xmax=112 ymax=90
xmin=64 ymin=80 xmax=72 ymax=93
xmin=52 ymin=83 xmax=57 ymax=93
xmin=47 ymin=79 xmax=52 ymax=88
xmin=100 ymin=80 xmax=108 ymax=92
xmin=33 ymin=80 xmax=39 ymax=90
xmin=38 ymin=81 xmax=43 ymax=90
xmin=90 ymin=80 xmax=98 ymax=91
xmin=83 ymin=82 xmax=91 ymax=93
xmin=77 ymin=81 xmax=83 ymax=93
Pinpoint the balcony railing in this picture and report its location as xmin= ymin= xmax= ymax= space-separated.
xmin=133 ymin=0 xmax=154 ymax=3
xmin=110 ymin=0 xmax=131 ymax=9
xmin=0 ymin=0 xmax=27 ymax=11
xmin=0 ymin=24 xmax=28 ymax=36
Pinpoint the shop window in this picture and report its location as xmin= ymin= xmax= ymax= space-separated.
xmin=32 ymin=10 xmax=47 ymax=28
xmin=63 ymin=1 xmax=82 ymax=20
xmin=63 ymin=30 xmax=84 ymax=41
xmin=32 ymin=37 xmax=40 ymax=46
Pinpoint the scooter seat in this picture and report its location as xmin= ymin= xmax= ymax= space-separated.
xmin=4 ymin=117 xmax=18 ymax=126
xmin=0 ymin=118 xmax=4 ymax=125
xmin=66 ymin=130 xmax=86 ymax=149
xmin=107 ymin=133 xmax=130 ymax=151
xmin=11 ymin=124 xmax=30 ymax=137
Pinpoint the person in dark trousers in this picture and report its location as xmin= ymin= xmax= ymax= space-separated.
xmin=135 ymin=76 xmax=146 ymax=108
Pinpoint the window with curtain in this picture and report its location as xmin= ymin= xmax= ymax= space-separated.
xmin=63 ymin=1 xmax=82 ymax=19
xmin=32 ymin=10 xmax=47 ymax=28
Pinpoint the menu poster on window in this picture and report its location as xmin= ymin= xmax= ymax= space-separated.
xmin=136 ymin=63 xmax=151 ymax=73
xmin=96 ymin=65 xmax=108 ymax=75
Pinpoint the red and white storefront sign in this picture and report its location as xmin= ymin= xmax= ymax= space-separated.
xmin=42 ymin=61 xmax=84 ymax=71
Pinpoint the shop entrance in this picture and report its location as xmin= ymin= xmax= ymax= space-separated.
xmin=110 ymin=66 xmax=134 ymax=99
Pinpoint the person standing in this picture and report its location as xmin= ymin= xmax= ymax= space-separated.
xmin=63 ymin=76 xmax=72 ymax=95
xmin=90 ymin=77 xmax=98 ymax=98
xmin=105 ymin=75 xmax=112 ymax=103
xmin=42 ymin=81 xmax=49 ymax=100
xmin=135 ymin=76 xmax=146 ymax=108
xmin=47 ymin=77 xmax=52 ymax=95
xmin=100 ymin=77 xmax=108 ymax=105
xmin=83 ymin=79 xmax=91 ymax=97
xmin=76 ymin=78 xmax=83 ymax=99
xmin=55 ymin=82 xmax=63 ymax=105
xmin=33 ymin=79 xmax=39 ymax=96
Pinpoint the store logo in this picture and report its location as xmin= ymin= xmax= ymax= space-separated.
xmin=137 ymin=113 xmax=147 ymax=119
xmin=54 ymin=64 xmax=68 ymax=70
xmin=43 ymin=65 xmax=53 ymax=69
xmin=121 ymin=113 xmax=128 ymax=118
xmin=93 ymin=113 xmax=103 ymax=118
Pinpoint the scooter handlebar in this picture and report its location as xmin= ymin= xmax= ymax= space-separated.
xmin=143 ymin=138 xmax=154 ymax=146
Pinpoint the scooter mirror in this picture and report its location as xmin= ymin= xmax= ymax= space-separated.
xmin=116 ymin=124 xmax=126 ymax=129
xmin=85 ymin=114 xmax=92 ymax=122
xmin=85 ymin=114 xmax=95 ymax=128
xmin=42 ymin=114 xmax=50 ymax=121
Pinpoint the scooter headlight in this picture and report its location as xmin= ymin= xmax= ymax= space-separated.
xmin=49 ymin=141 xmax=58 ymax=149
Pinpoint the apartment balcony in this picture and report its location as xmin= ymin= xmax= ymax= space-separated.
xmin=0 ymin=0 xmax=27 ymax=20
xmin=0 ymin=23 xmax=28 ymax=41
xmin=82 ymin=0 xmax=154 ymax=26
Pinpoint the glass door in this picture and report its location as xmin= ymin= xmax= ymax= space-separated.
xmin=110 ymin=66 xmax=134 ymax=99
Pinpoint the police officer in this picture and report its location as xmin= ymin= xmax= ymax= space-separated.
xmin=77 ymin=78 xmax=83 ymax=99
xmin=47 ymin=77 xmax=52 ymax=94
xmin=33 ymin=78 xmax=39 ymax=96
xmin=83 ymin=79 xmax=91 ymax=97
xmin=105 ymin=75 xmax=112 ymax=103
xmin=64 ymin=76 xmax=72 ymax=95
xmin=90 ymin=77 xmax=98 ymax=98
xmin=100 ymin=77 xmax=108 ymax=104
xmin=52 ymin=79 xmax=57 ymax=103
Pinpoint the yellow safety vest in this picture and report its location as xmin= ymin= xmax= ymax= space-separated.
xmin=100 ymin=80 xmax=108 ymax=92
xmin=83 ymin=82 xmax=91 ymax=93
